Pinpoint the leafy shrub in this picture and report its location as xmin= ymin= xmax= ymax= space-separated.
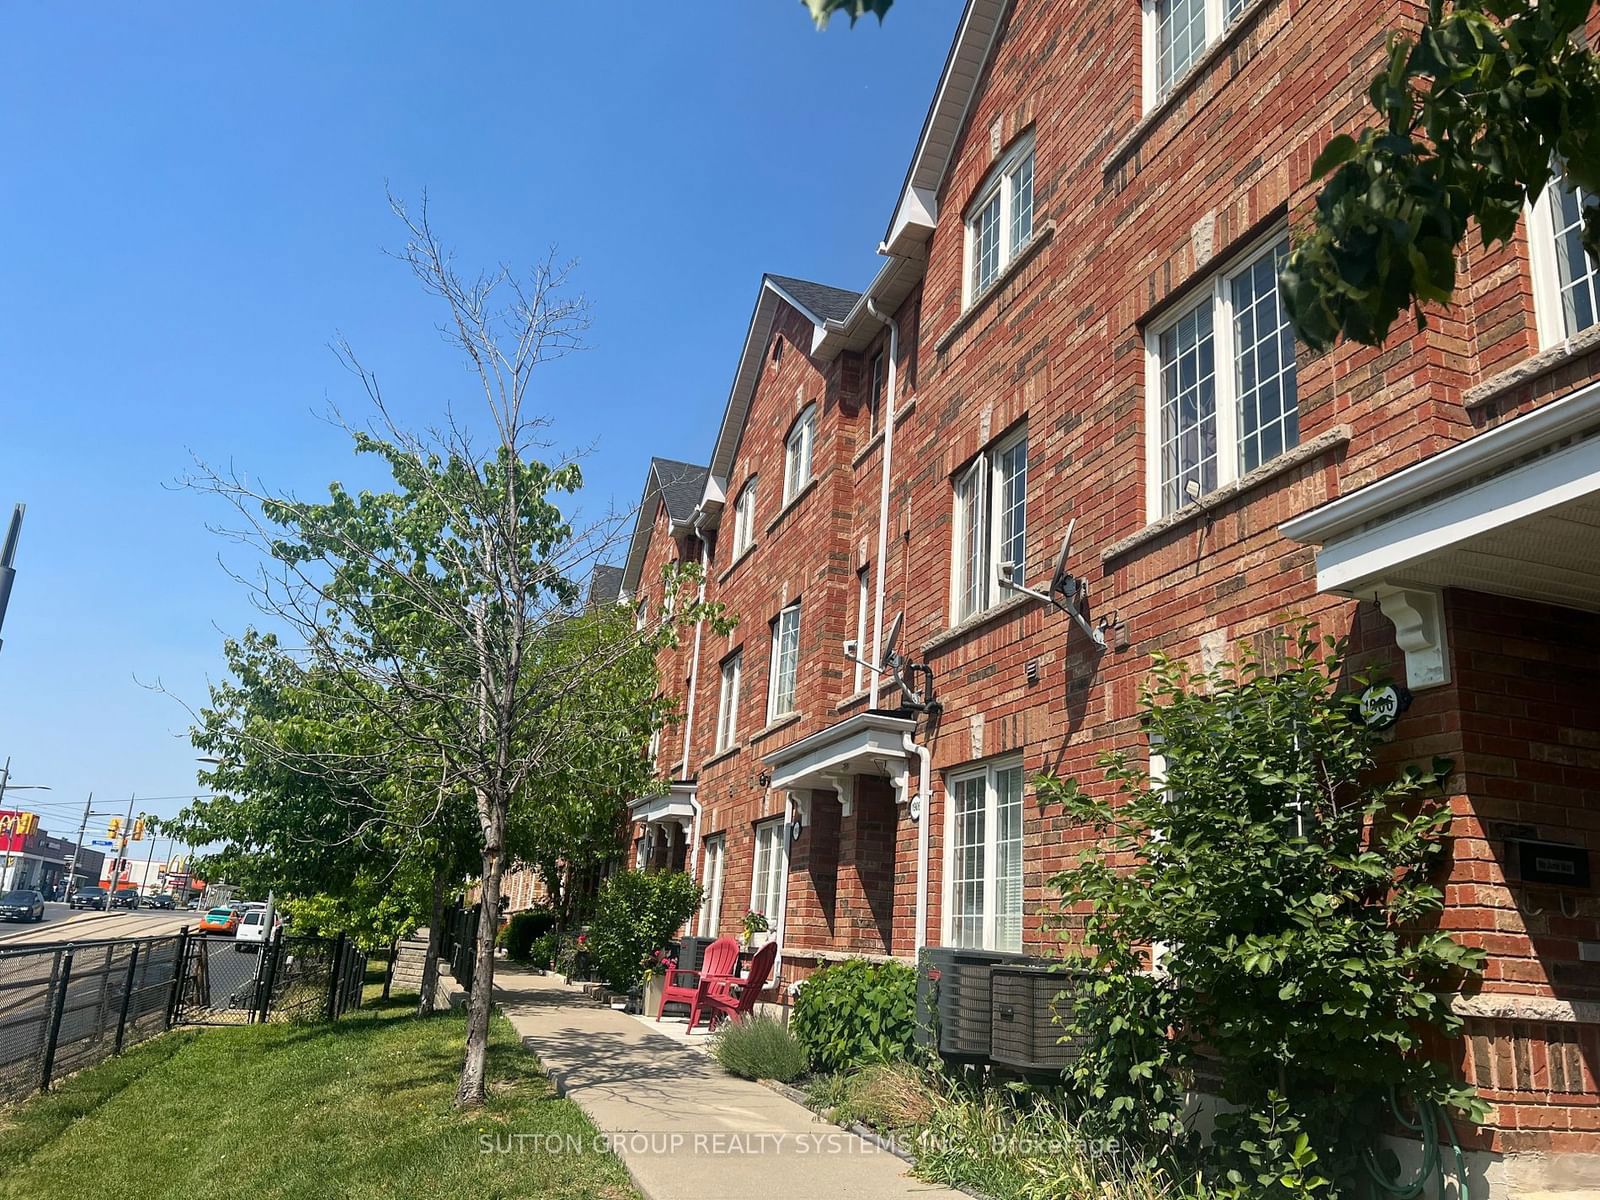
xmin=500 ymin=908 xmax=557 ymax=961
xmin=791 ymin=959 xmax=916 ymax=1073
xmin=710 ymin=1015 xmax=807 ymax=1083
xmin=586 ymin=870 xmax=702 ymax=991
xmin=528 ymin=930 xmax=559 ymax=969
xmin=1043 ymin=625 xmax=1484 ymax=1198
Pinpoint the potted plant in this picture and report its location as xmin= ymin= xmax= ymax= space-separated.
xmin=640 ymin=948 xmax=672 ymax=1016
xmin=572 ymin=933 xmax=592 ymax=982
xmin=740 ymin=909 xmax=770 ymax=949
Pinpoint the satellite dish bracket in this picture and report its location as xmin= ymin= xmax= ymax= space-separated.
xmin=999 ymin=518 xmax=1107 ymax=650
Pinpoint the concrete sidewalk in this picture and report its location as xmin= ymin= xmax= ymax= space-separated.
xmin=495 ymin=967 xmax=960 ymax=1200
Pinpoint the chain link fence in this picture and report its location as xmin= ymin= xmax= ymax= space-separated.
xmin=0 ymin=926 xmax=372 ymax=1108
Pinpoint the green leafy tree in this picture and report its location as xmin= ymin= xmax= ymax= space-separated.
xmin=1284 ymin=0 xmax=1600 ymax=349
xmin=185 ymin=196 xmax=725 ymax=1105
xmin=1040 ymin=627 xmax=1485 ymax=1198
xmin=803 ymin=0 xmax=895 ymax=26
xmin=585 ymin=868 xmax=703 ymax=990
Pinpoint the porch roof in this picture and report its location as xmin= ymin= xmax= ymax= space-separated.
xmin=761 ymin=711 xmax=917 ymax=809
xmin=1281 ymin=380 xmax=1600 ymax=686
xmin=628 ymin=783 xmax=697 ymax=827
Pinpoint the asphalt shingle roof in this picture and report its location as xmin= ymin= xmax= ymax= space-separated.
xmin=586 ymin=564 xmax=624 ymax=609
xmin=650 ymin=458 xmax=709 ymax=524
xmin=767 ymin=274 xmax=861 ymax=324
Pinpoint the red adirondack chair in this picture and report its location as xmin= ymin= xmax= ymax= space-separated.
xmin=657 ymin=936 xmax=740 ymax=1028
xmin=691 ymin=940 xmax=779 ymax=1032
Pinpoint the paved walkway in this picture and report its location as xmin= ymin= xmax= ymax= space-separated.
xmin=495 ymin=967 xmax=961 ymax=1200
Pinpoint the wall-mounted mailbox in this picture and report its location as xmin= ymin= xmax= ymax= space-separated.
xmin=1514 ymin=839 xmax=1592 ymax=889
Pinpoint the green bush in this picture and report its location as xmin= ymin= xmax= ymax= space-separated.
xmin=586 ymin=870 xmax=702 ymax=991
xmin=528 ymin=930 xmax=559 ymax=969
xmin=791 ymin=959 xmax=916 ymax=1073
xmin=501 ymin=908 xmax=557 ymax=961
xmin=710 ymin=1015 xmax=807 ymax=1083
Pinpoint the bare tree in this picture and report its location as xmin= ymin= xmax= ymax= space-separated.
xmin=184 ymin=196 xmax=720 ymax=1104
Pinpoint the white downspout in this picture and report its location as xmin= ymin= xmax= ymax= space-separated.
xmin=865 ymin=298 xmax=898 ymax=710
xmin=904 ymin=730 xmax=932 ymax=954
xmin=680 ymin=525 xmax=710 ymax=882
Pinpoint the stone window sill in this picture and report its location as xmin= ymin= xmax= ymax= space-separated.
xmin=833 ymin=688 xmax=871 ymax=714
xmin=935 ymin=222 xmax=1056 ymax=357
xmin=922 ymin=591 xmax=1036 ymax=657
xmin=765 ymin=478 xmax=819 ymax=536
xmin=750 ymin=712 xmax=804 ymax=746
xmin=782 ymin=946 xmax=915 ymax=966
xmin=1100 ymin=425 xmax=1352 ymax=563
xmin=702 ymin=744 xmax=742 ymax=770
xmin=851 ymin=397 xmax=920 ymax=469
xmin=1100 ymin=0 xmax=1276 ymax=177
xmin=717 ymin=542 xmax=758 ymax=585
xmin=1464 ymin=323 xmax=1600 ymax=411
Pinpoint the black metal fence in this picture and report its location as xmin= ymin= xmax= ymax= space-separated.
xmin=0 ymin=926 xmax=371 ymax=1108
xmin=438 ymin=904 xmax=480 ymax=993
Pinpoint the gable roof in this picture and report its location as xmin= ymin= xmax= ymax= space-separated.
xmin=619 ymin=457 xmax=711 ymax=598
xmin=701 ymin=273 xmax=862 ymax=501
xmin=585 ymin=564 xmax=624 ymax=609
xmin=883 ymin=0 xmax=1010 ymax=256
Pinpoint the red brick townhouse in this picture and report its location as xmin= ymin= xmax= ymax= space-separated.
xmin=614 ymin=0 xmax=1600 ymax=1187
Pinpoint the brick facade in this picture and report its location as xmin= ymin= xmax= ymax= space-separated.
xmin=611 ymin=0 xmax=1600 ymax=1183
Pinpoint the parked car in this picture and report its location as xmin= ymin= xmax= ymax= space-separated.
xmin=0 ymin=889 xmax=45 ymax=922
xmin=234 ymin=906 xmax=281 ymax=950
xmin=196 ymin=906 xmax=241 ymax=934
xmin=69 ymin=886 xmax=110 ymax=910
xmin=141 ymin=892 xmax=176 ymax=910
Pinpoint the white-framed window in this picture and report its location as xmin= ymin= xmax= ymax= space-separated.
xmin=698 ymin=834 xmax=726 ymax=937
xmin=784 ymin=405 xmax=817 ymax=504
xmin=750 ymin=819 xmax=785 ymax=944
xmin=715 ymin=652 xmax=742 ymax=753
xmin=767 ymin=602 xmax=801 ymax=719
xmin=730 ymin=478 xmax=757 ymax=559
xmin=1143 ymin=0 xmax=1250 ymax=108
xmin=648 ymin=726 xmax=661 ymax=763
xmin=869 ymin=351 xmax=886 ymax=433
xmin=951 ymin=426 xmax=1027 ymax=623
xmin=852 ymin=566 xmax=871 ymax=693
xmin=1144 ymin=231 xmax=1299 ymax=519
xmin=1528 ymin=174 xmax=1600 ymax=348
xmin=634 ymin=598 xmax=648 ymax=631
xmin=945 ymin=758 xmax=1024 ymax=952
xmin=964 ymin=134 xmax=1035 ymax=304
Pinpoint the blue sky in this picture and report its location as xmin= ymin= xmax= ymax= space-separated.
xmin=0 ymin=2 xmax=964 ymax=840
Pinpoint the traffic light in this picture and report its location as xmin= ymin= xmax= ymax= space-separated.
xmin=131 ymin=818 xmax=146 ymax=841
xmin=108 ymin=816 xmax=123 ymax=838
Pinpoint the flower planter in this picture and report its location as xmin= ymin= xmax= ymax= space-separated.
xmin=643 ymin=973 xmax=665 ymax=1017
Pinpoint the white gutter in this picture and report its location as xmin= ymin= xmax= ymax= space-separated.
xmin=1281 ymin=377 xmax=1600 ymax=545
xmin=904 ymin=730 xmax=932 ymax=953
xmin=865 ymin=297 xmax=899 ymax=709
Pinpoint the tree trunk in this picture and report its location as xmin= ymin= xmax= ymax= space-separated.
xmin=455 ymin=796 xmax=505 ymax=1107
xmin=418 ymin=867 xmax=447 ymax=1018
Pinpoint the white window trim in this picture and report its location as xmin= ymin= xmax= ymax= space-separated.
xmin=1142 ymin=223 xmax=1296 ymax=521
xmin=731 ymin=478 xmax=757 ymax=559
xmin=749 ymin=818 xmax=786 ymax=946
xmin=870 ymin=351 xmax=886 ymax=433
xmin=1141 ymin=0 xmax=1240 ymax=112
xmin=949 ymin=425 xmax=1027 ymax=624
xmin=940 ymin=755 xmax=1025 ymax=952
xmin=767 ymin=602 xmax=802 ymax=721
xmin=716 ymin=652 xmax=742 ymax=753
xmin=784 ymin=405 xmax=817 ymax=505
xmin=961 ymin=132 xmax=1036 ymax=310
xmin=1527 ymin=180 xmax=1600 ymax=350
xmin=698 ymin=834 xmax=726 ymax=937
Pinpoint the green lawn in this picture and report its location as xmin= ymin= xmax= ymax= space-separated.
xmin=0 ymin=999 xmax=638 ymax=1200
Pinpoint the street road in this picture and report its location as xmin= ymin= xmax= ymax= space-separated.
xmin=0 ymin=902 xmax=193 ymax=946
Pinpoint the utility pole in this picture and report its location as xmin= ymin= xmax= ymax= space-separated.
xmin=67 ymin=791 xmax=93 ymax=900
xmin=113 ymin=793 xmax=135 ymax=903
xmin=141 ymin=832 xmax=160 ymax=899
xmin=0 ymin=503 xmax=24 ymax=656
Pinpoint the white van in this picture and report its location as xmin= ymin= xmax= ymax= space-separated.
xmin=235 ymin=907 xmax=272 ymax=949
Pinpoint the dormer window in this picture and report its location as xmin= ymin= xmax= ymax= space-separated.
xmin=964 ymin=133 xmax=1035 ymax=306
xmin=784 ymin=404 xmax=817 ymax=504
